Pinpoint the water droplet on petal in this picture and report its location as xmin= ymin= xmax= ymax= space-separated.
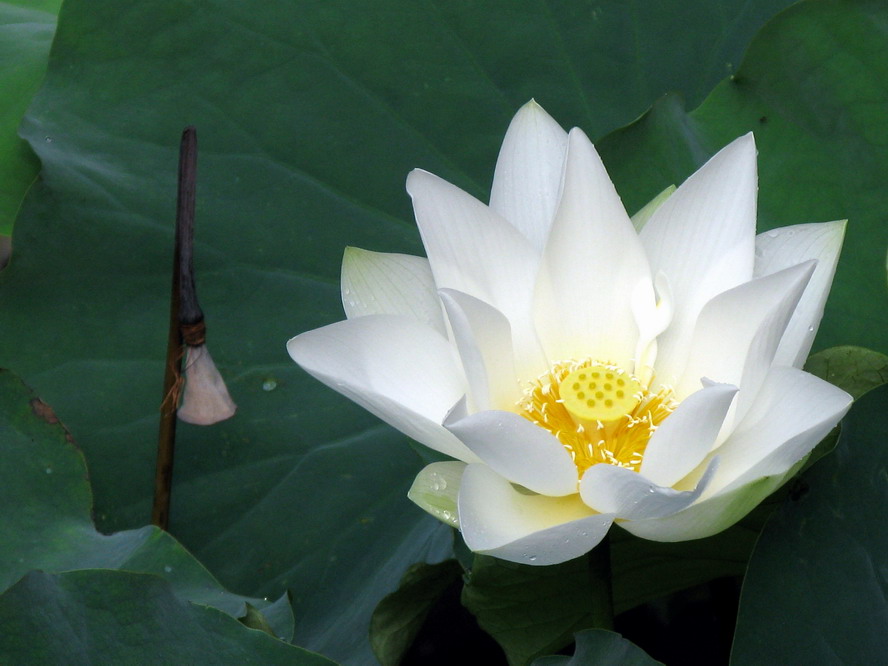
xmin=430 ymin=472 xmax=447 ymax=492
xmin=528 ymin=555 xmax=538 ymax=562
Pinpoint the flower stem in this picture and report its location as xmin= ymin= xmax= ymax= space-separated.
xmin=151 ymin=126 xmax=197 ymax=530
xmin=588 ymin=532 xmax=614 ymax=630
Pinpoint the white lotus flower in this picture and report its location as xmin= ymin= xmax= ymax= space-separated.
xmin=287 ymin=101 xmax=852 ymax=566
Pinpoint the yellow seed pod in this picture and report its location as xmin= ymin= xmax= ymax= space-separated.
xmin=558 ymin=364 xmax=642 ymax=427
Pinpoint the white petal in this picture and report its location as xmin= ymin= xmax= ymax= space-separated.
xmin=534 ymin=128 xmax=653 ymax=365
xmin=619 ymin=467 xmax=793 ymax=542
xmin=754 ymin=220 xmax=847 ymax=368
xmin=340 ymin=247 xmax=446 ymax=336
xmin=708 ymin=366 xmax=851 ymax=495
xmin=579 ymin=458 xmax=717 ymax=520
xmin=640 ymin=382 xmax=738 ymax=487
xmin=407 ymin=169 xmax=546 ymax=378
xmin=675 ymin=261 xmax=815 ymax=417
xmin=439 ymin=289 xmax=519 ymax=412
xmin=287 ymin=315 xmax=478 ymax=463
xmin=642 ymin=134 xmax=758 ymax=383
xmin=489 ymin=100 xmax=569 ymax=252
xmin=630 ymin=184 xmax=676 ymax=233
xmin=407 ymin=461 xmax=466 ymax=528
xmin=633 ymin=272 xmax=673 ymax=384
xmin=445 ymin=410 xmax=578 ymax=496
xmin=458 ymin=463 xmax=613 ymax=565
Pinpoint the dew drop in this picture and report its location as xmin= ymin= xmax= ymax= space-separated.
xmin=766 ymin=230 xmax=779 ymax=238
xmin=808 ymin=325 xmax=815 ymax=332
xmin=262 ymin=377 xmax=278 ymax=391
xmin=528 ymin=555 xmax=538 ymax=562
xmin=164 ymin=566 xmax=173 ymax=573
xmin=45 ymin=467 xmax=53 ymax=474
xmin=44 ymin=136 xmax=53 ymax=143
xmin=430 ymin=473 xmax=447 ymax=491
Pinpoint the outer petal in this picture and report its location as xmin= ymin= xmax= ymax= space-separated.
xmin=707 ymin=366 xmax=852 ymax=495
xmin=642 ymin=134 xmax=758 ymax=383
xmin=287 ymin=314 xmax=479 ymax=463
xmin=407 ymin=169 xmax=546 ymax=378
xmin=340 ymin=247 xmax=446 ymax=336
xmin=445 ymin=410 xmax=578 ymax=496
xmin=458 ymin=464 xmax=614 ymax=566
xmin=439 ymin=289 xmax=519 ymax=411
xmin=489 ymin=100 xmax=569 ymax=252
xmin=674 ymin=261 xmax=815 ymax=415
xmin=619 ymin=466 xmax=794 ymax=542
xmin=408 ymin=461 xmax=466 ymax=528
xmin=579 ymin=458 xmax=718 ymax=520
xmin=753 ymin=220 xmax=846 ymax=368
xmin=640 ymin=382 xmax=738 ymax=487
xmin=534 ymin=128 xmax=654 ymax=365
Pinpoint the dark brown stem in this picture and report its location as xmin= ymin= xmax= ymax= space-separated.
xmin=151 ymin=126 xmax=197 ymax=530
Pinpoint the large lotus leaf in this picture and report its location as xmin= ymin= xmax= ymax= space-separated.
xmin=0 ymin=0 xmax=60 ymax=234
xmin=462 ymin=553 xmax=614 ymax=665
xmin=805 ymin=345 xmax=888 ymax=400
xmin=0 ymin=368 xmax=299 ymax=639
xmin=369 ymin=559 xmax=463 ymax=666
xmin=532 ymin=629 xmax=660 ymax=666
xmin=597 ymin=0 xmax=888 ymax=355
xmin=731 ymin=384 xmax=888 ymax=663
xmin=0 ymin=0 xmax=794 ymax=663
xmin=0 ymin=570 xmax=334 ymax=665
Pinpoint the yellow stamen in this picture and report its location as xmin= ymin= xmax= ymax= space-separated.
xmin=517 ymin=359 xmax=676 ymax=474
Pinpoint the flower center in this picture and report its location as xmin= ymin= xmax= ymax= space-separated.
xmin=558 ymin=364 xmax=643 ymax=426
xmin=518 ymin=360 xmax=676 ymax=474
